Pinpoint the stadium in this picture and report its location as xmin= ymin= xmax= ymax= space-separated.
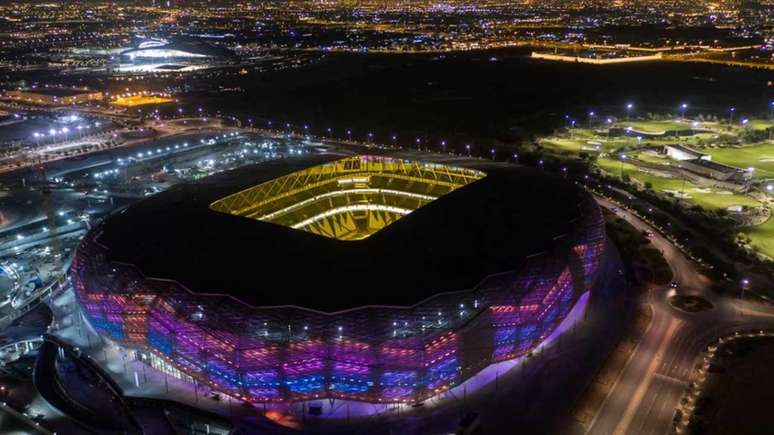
xmin=71 ymin=153 xmax=607 ymax=405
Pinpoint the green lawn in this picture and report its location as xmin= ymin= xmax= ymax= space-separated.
xmin=540 ymin=136 xmax=639 ymax=154
xmin=597 ymin=157 xmax=762 ymax=210
xmin=705 ymin=143 xmax=774 ymax=179
xmin=633 ymin=152 xmax=673 ymax=166
xmin=743 ymin=215 xmax=774 ymax=259
xmin=746 ymin=120 xmax=774 ymax=131
xmin=539 ymin=138 xmax=593 ymax=154
xmin=615 ymin=120 xmax=693 ymax=133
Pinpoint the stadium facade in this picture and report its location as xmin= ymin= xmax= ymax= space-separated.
xmin=71 ymin=154 xmax=607 ymax=405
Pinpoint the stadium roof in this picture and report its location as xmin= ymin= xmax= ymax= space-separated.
xmin=96 ymin=152 xmax=589 ymax=312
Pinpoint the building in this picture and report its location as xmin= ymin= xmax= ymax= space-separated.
xmin=678 ymin=158 xmax=753 ymax=183
xmin=120 ymin=37 xmax=234 ymax=60
xmin=664 ymin=144 xmax=710 ymax=161
xmin=4 ymin=87 xmax=103 ymax=106
xmin=71 ymin=154 xmax=607 ymax=405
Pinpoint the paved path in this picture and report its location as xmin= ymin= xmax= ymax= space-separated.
xmin=588 ymin=195 xmax=774 ymax=435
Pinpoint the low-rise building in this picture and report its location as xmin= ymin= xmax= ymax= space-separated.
xmin=664 ymin=144 xmax=710 ymax=161
xmin=4 ymin=87 xmax=103 ymax=106
xmin=679 ymin=158 xmax=752 ymax=182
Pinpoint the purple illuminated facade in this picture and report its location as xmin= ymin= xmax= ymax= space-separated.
xmin=71 ymin=196 xmax=605 ymax=405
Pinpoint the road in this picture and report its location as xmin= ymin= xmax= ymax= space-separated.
xmin=587 ymin=195 xmax=774 ymax=435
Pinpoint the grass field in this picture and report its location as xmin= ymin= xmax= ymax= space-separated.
xmin=539 ymin=137 xmax=635 ymax=154
xmin=632 ymin=152 xmax=673 ymax=165
xmin=615 ymin=120 xmax=687 ymax=132
xmin=742 ymin=217 xmax=774 ymax=259
xmin=597 ymin=157 xmax=761 ymax=210
xmin=746 ymin=120 xmax=774 ymax=131
xmin=705 ymin=143 xmax=774 ymax=179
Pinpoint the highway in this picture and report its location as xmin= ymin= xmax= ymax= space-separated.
xmin=587 ymin=195 xmax=774 ymax=435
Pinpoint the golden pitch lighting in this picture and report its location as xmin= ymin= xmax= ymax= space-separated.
xmin=210 ymin=155 xmax=486 ymax=241
xmin=111 ymin=95 xmax=174 ymax=107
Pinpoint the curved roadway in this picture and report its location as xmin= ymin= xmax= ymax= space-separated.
xmin=587 ymin=195 xmax=774 ymax=435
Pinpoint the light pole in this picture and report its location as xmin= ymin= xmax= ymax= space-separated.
xmin=745 ymin=167 xmax=755 ymax=193
xmin=619 ymin=154 xmax=627 ymax=179
xmin=625 ymin=102 xmax=634 ymax=120
xmin=606 ymin=117 xmax=613 ymax=139
xmin=679 ymin=102 xmax=688 ymax=120
xmin=728 ymin=106 xmax=735 ymax=124
xmin=588 ymin=111 xmax=595 ymax=128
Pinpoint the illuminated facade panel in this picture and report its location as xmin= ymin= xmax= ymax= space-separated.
xmin=71 ymin=155 xmax=607 ymax=405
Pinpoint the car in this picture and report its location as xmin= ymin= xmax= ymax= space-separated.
xmin=670 ymin=282 xmax=679 ymax=289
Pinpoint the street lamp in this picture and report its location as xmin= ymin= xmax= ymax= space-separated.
xmin=625 ymin=102 xmax=634 ymax=120
xmin=619 ymin=154 xmax=628 ymax=179
xmin=729 ymin=106 xmax=735 ymax=123
xmin=679 ymin=102 xmax=688 ymax=120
